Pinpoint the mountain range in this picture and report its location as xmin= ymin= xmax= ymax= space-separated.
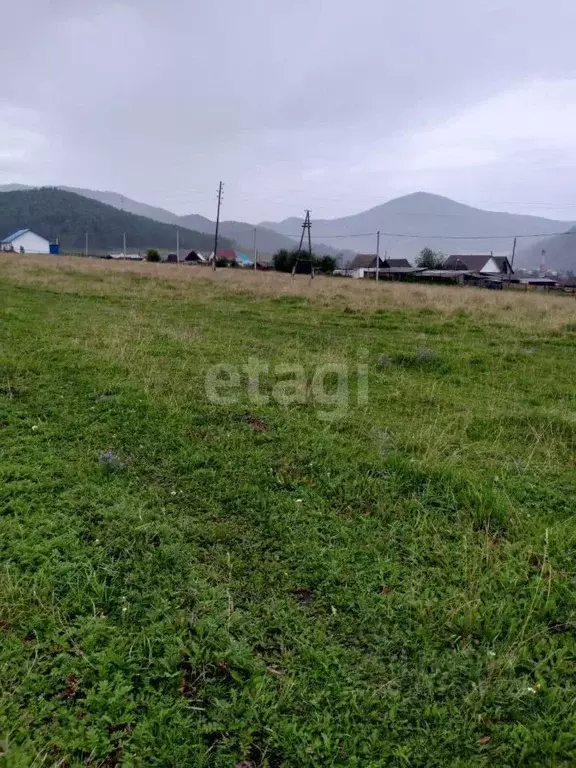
xmin=260 ymin=192 xmax=573 ymax=265
xmin=0 ymin=184 xmax=327 ymax=258
xmin=0 ymin=188 xmax=232 ymax=254
xmin=1 ymin=185 xmax=574 ymax=269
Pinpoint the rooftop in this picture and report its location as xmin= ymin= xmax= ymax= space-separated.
xmin=1 ymin=229 xmax=30 ymax=244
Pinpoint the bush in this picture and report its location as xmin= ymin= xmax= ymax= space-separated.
xmin=272 ymin=249 xmax=336 ymax=274
xmin=146 ymin=249 xmax=161 ymax=262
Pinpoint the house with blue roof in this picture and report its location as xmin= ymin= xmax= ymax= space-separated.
xmin=1 ymin=229 xmax=51 ymax=254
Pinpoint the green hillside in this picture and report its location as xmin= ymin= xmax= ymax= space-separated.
xmin=0 ymin=187 xmax=232 ymax=253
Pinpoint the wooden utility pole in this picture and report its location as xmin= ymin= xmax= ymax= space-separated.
xmin=376 ymin=230 xmax=380 ymax=282
xmin=212 ymin=182 xmax=224 ymax=272
xmin=509 ymin=236 xmax=517 ymax=284
xmin=307 ymin=211 xmax=313 ymax=268
xmin=253 ymin=227 xmax=257 ymax=271
xmin=176 ymin=228 xmax=180 ymax=262
xmin=85 ymin=231 xmax=88 ymax=258
xmin=293 ymin=210 xmax=313 ymax=278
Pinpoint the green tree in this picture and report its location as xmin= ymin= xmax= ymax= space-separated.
xmin=316 ymin=255 xmax=337 ymax=274
xmin=272 ymin=248 xmax=336 ymax=274
xmin=146 ymin=249 xmax=160 ymax=262
xmin=272 ymin=249 xmax=299 ymax=272
xmin=416 ymin=247 xmax=445 ymax=269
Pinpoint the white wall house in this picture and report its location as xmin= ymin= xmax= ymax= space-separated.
xmin=1 ymin=229 xmax=51 ymax=254
xmin=443 ymin=255 xmax=513 ymax=274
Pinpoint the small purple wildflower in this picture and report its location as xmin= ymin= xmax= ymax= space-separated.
xmin=98 ymin=450 xmax=125 ymax=471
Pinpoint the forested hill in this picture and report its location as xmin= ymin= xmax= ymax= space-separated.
xmin=0 ymin=188 xmax=231 ymax=253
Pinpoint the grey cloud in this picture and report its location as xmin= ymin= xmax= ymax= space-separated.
xmin=1 ymin=0 xmax=576 ymax=220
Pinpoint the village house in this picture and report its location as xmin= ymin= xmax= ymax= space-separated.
xmin=345 ymin=254 xmax=413 ymax=278
xmin=443 ymin=254 xmax=513 ymax=274
xmin=1 ymin=229 xmax=52 ymax=255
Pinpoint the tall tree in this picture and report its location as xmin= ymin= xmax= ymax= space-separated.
xmin=416 ymin=247 xmax=445 ymax=269
xmin=272 ymin=248 xmax=336 ymax=274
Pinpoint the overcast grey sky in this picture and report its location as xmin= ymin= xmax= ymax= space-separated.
xmin=2 ymin=0 xmax=576 ymax=222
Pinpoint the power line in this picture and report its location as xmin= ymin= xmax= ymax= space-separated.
xmin=179 ymin=216 xmax=574 ymax=244
xmin=281 ymin=229 xmax=576 ymax=241
xmin=166 ymin=217 xmax=576 ymax=241
xmin=284 ymin=231 xmax=376 ymax=239
xmin=380 ymin=230 xmax=575 ymax=240
xmin=169 ymin=215 xmax=575 ymax=242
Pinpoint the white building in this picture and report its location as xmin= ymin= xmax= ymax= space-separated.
xmin=442 ymin=255 xmax=513 ymax=274
xmin=1 ymin=229 xmax=51 ymax=254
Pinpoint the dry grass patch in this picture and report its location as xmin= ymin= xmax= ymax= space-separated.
xmin=2 ymin=252 xmax=576 ymax=329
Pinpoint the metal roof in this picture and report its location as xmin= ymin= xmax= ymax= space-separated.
xmin=443 ymin=255 xmax=493 ymax=271
xmin=1 ymin=229 xmax=30 ymax=244
xmin=418 ymin=269 xmax=471 ymax=277
xmin=364 ymin=267 xmax=425 ymax=274
xmin=348 ymin=254 xmax=382 ymax=269
xmin=385 ymin=258 xmax=413 ymax=268
xmin=216 ymin=248 xmax=254 ymax=266
xmin=349 ymin=255 xmax=414 ymax=270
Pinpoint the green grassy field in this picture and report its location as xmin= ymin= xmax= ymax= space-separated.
xmin=1 ymin=256 xmax=575 ymax=767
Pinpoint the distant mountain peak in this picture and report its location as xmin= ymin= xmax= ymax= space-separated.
xmin=371 ymin=191 xmax=476 ymax=215
xmin=261 ymin=192 xmax=573 ymax=265
xmin=394 ymin=191 xmax=450 ymax=201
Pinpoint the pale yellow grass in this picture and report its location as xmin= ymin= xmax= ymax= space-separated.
xmin=1 ymin=253 xmax=575 ymax=329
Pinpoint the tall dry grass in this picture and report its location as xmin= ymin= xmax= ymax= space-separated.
xmin=1 ymin=252 xmax=575 ymax=329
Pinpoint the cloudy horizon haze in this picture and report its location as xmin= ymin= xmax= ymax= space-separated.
xmin=2 ymin=0 xmax=576 ymax=223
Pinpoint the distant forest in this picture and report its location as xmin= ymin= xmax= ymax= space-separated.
xmin=0 ymin=188 xmax=232 ymax=253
